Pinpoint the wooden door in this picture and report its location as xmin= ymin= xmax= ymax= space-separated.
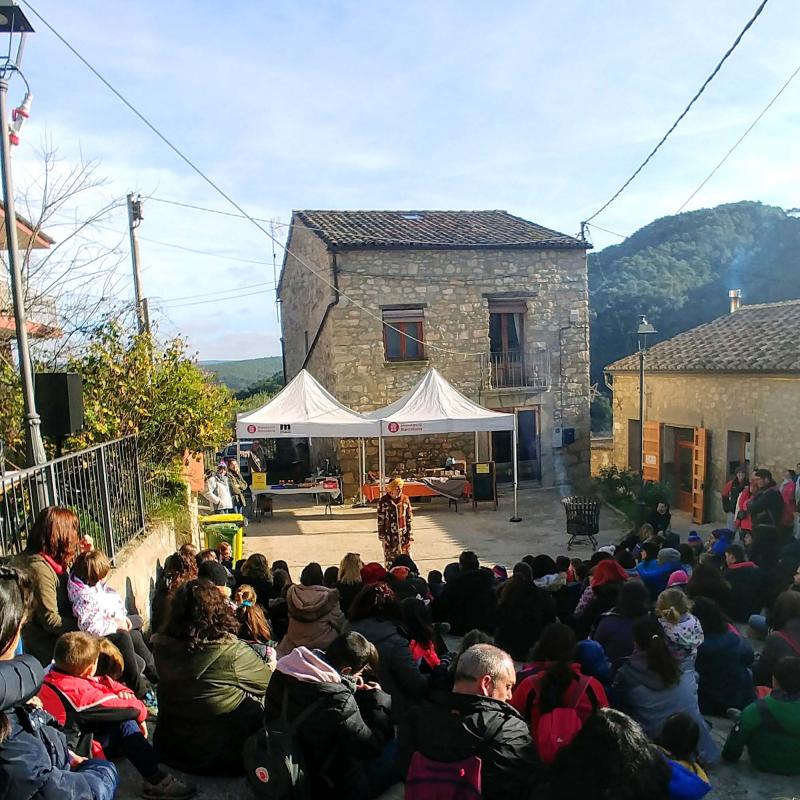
xmin=642 ymin=421 xmax=661 ymax=482
xmin=692 ymin=427 xmax=710 ymax=524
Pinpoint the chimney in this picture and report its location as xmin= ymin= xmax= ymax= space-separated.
xmin=729 ymin=288 xmax=742 ymax=314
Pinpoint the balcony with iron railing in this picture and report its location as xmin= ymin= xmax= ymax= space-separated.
xmin=485 ymin=348 xmax=551 ymax=391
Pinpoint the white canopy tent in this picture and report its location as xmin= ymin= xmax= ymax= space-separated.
xmin=366 ymin=368 xmax=521 ymax=520
xmin=236 ymin=370 xmax=380 ymax=497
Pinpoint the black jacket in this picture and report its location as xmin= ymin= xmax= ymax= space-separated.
xmin=723 ymin=562 xmax=766 ymax=622
xmin=753 ymin=619 xmax=800 ymax=686
xmin=494 ymin=583 xmax=556 ymax=661
xmin=336 ymin=581 xmax=363 ymax=617
xmin=398 ymin=691 xmax=540 ymax=800
xmin=433 ymin=567 xmax=496 ymax=635
xmin=348 ymin=617 xmax=429 ymax=723
xmin=695 ymin=631 xmax=755 ymax=714
xmin=0 ymin=656 xmax=118 ymax=800
xmin=264 ymin=668 xmax=392 ymax=800
xmin=749 ymin=485 xmax=785 ymax=530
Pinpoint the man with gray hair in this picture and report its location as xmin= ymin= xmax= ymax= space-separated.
xmin=398 ymin=644 xmax=539 ymax=799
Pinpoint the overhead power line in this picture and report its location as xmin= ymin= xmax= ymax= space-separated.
xmin=21 ymin=0 xmax=488 ymax=358
xmin=676 ymin=60 xmax=800 ymax=213
xmin=583 ymin=0 xmax=771 ymax=225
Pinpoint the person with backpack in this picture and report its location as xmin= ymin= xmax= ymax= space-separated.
xmin=398 ymin=644 xmax=540 ymax=800
xmin=723 ymin=655 xmax=800 ymax=775
xmin=257 ymin=632 xmax=395 ymax=799
xmin=655 ymin=713 xmax=712 ymax=800
xmin=509 ymin=623 xmax=608 ymax=764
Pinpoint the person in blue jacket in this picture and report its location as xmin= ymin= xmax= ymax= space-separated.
xmin=0 ymin=564 xmax=118 ymax=800
xmin=636 ymin=542 xmax=681 ymax=599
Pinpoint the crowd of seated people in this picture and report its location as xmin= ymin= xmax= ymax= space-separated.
xmin=3 ymin=502 xmax=800 ymax=799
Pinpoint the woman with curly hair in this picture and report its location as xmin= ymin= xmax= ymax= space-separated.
xmin=153 ymin=579 xmax=272 ymax=775
xmin=150 ymin=550 xmax=198 ymax=634
xmin=235 ymin=553 xmax=274 ymax=607
xmin=11 ymin=507 xmax=81 ymax=666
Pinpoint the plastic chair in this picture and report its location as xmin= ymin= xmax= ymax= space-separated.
xmin=562 ymin=496 xmax=600 ymax=551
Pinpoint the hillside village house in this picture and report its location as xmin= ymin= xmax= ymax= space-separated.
xmin=277 ymin=210 xmax=591 ymax=494
xmin=606 ymin=298 xmax=800 ymax=524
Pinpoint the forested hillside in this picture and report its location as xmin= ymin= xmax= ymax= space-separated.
xmin=589 ymin=201 xmax=800 ymax=385
xmin=199 ymin=356 xmax=283 ymax=391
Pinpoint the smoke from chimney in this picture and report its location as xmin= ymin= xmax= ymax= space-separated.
xmin=729 ymin=288 xmax=742 ymax=314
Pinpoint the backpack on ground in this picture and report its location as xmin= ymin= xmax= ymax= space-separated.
xmin=528 ymin=673 xmax=593 ymax=764
xmin=242 ymin=688 xmax=324 ymax=799
xmin=405 ymin=751 xmax=482 ymax=800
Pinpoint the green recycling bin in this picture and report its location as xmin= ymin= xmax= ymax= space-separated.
xmin=201 ymin=520 xmax=243 ymax=562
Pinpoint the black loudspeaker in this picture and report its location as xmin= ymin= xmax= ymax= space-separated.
xmin=34 ymin=372 xmax=84 ymax=439
xmin=562 ymin=427 xmax=576 ymax=445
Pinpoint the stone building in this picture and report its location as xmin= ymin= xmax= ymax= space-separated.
xmin=277 ymin=210 xmax=591 ymax=494
xmin=606 ymin=299 xmax=800 ymax=523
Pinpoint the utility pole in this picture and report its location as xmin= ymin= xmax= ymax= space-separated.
xmin=126 ymin=192 xmax=149 ymax=335
xmin=0 ymin=76 xmax=46 ymax=466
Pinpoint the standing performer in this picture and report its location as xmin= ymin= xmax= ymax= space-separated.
xmin=377 ymin=478 xmax=413 ymax=566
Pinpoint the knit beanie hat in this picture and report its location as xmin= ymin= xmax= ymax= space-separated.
xmin=687 ymin=531 xmax=701 ymax=544
xmin=667 ymin=569 xmax=689 ymax=587
xmin=657 ymin=547 xmax=681 ymax=566
xmin=389 ymin=566 xmax=410 ymax=581
xmin=591 ymin=559 xmax=630 ymax=586
xmin=198 ymin=560 xmax=229 ymax=587
xmin=361 ymin=562 xmax=388 ymax=585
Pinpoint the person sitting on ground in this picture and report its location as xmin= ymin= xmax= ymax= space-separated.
xmin=277 ymin=562 xmax=345 ymax=657
xmin=544 ymin=708 xmax=672 ymax=800
xmin=267 ymin=568 xmax=292 ymax=642
xmin=39 ymin=632 xmax=194 ymax=800
xmin=195 ymin=549 xmax=217 ymax=567
xmin=264 ymin=632 xmax=395 ymax=799
xmin=692 ymin=597 xmax=755 ymax=715
xmin=619 ymin=522 xmax=656 ymax=556
xmin=151 ymin=550 xmax=197 ymax=634
xmin=666 ymin=570 xmax=690 ymax=592
xmin=216 ymin=541 xmax=234 ymax=572
xmin=637 ymin=545 xmax=682 ymax=600
xmin=655 ymin=713 xmax=712 ymax=800
xmin=494 ymin=562 xmax=556 ymax=662
xmin=510 ymin=623 xmax=608 ymax=762
xmin=704 ymin=528 xmax=736 ymax=568
xmin=203 ymin=462 xmax=233 ymax=512
xmin=686 ymin=562 xmax=733 ymax=615
xmin=10 ymin=506 xmax=80 ymax=666
xmin=426 ymin=570 xmax=445 ymax=599
xmin=752 ymin=591 xmax=800 ymax=687
xmin=198 ymin=560 xmax=235 ymax=608
xmin=323 ymin=565 xmax=339 ymax=588
xmin=592 ymin=578 xmax=651 ymax=674
xmin=153 ymin=579 xmax=272 ymax=775
xmin=270 ymin=559 xmax=292 ymax=582
xmin=348 ymin=582 xmax=430 ymax=723
xmin=67 ymin=550 xmax=157 ymax=703
xmin=723 ymin=543 xmax=766 ymax=622
xmin=398 ymin=644 xmax=540 ymax=800
xmin=401 ymin=597 xmax=443 ymax=671
xmin=432 ymin=550 xmax=496 ymax=635
xmin=573 ymin=559 xmax=629 ymax=639
xmin=612 ymin=616 xmax=719 ymax=764
xmin=0 ymin=565 xmax=119 ymax=800
xmin=233 ymin=584 xmax=277 ymax=664
xmin=235 ymin=553 xmax=274 ymax=607
xmin=648 ymin=501 xmax=673 ymax=538
xmin=388 ymin=554 xmax=430 ymax=600
xmin=360 ymin=561 xmax=388 ymax=588
xmin=655 ymin=589 xmax=704 ymax=671
xmin=526 ymin=554 xmax=573 ymax=618
xmin=336 ymin=553 xmax=364 ymax=616
xmin=723 ymin=655 xmax=800 ymax=775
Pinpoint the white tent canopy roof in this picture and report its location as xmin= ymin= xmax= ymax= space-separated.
xmin=367 ymin=368 xmax=515 ymax=435
xmin=236 ymin=369 xmax=380 ymax=439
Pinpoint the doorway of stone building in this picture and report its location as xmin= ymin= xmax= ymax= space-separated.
xmin=726 ymin=430 xmax=751 ymax=476
xmin=490 ymin=407 xmax=541 ymax=483
xmin=672 ymin=427 xmax=695 ymax=513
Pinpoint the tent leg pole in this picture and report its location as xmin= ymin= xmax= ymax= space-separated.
xmin=353 ymin=439 xmax=366 ymax=507
xmin=510 ymin=412 xmax=521 ymax=522
xmin=474 ymin=431 xmax=479 ymax=463
xmin=379 ymin=435 xmax=385 ymax=495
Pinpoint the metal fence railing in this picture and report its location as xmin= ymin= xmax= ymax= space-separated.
xmin=0 ymin=435 xmax=161 ymax=562
xmin=486 ymin=348 xmax=551 ymax=390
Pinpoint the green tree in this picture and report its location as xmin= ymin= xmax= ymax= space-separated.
xmin=590 ymin=396 xmax=613 ymax=433
xmin=66 ymin=325 xmax=232 ymax=465
xmin=0 ymin=355 xmax=24 ymax=466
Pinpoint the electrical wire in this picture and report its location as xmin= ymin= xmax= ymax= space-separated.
xmin=586 ymin=223 xmax=627 ymax=240
xmin=19 ymin=0 xmax=494 ymax=358
xmin=583 ymin=0 xmax=771 ymax=224
xmin=676 ymin=60 xmax=800 ymax=213
xmin=156 ymin=287 xmax=276 ymax=310
xmin=155 ymin=280 xmax=276 ymax=305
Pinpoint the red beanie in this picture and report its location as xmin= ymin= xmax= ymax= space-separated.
xmin=361 ymin=562 xmax=388 ymax=585
xmin=591 ymin=559 xmax=630 ymax=587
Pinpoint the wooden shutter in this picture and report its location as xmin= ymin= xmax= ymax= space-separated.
xmin=642 ymin=421 xmax=661 ymax=482
xmin=692 ymin=427 xmax=710 ymax=524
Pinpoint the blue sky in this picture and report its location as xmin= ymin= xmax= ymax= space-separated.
xmin=11 ymin=0 xmax=800 ymax=360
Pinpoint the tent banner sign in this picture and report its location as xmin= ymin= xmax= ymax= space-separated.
xmin=243 ymin=423 xmax=289 ymax=435
xmin=386 ymin=421 xmax=425 ymax=435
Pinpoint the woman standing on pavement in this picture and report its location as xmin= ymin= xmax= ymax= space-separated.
xmin=377 ymin=478 xmax=413 ymax=567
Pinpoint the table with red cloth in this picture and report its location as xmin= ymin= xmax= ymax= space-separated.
xmin=361 ymin=477 xmax=472 ymax=503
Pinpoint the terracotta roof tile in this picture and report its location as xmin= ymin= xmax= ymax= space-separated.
xmin=293 ymin=210 xmax=587 ymax=250
xmin=606 ymin=300 xmax=800 ymax=374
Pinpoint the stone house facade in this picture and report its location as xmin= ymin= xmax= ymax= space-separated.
xmin=277 ymin=210 xmax=591 ymax=495
xmin=606 ymin=299 xmax=800 ymax=523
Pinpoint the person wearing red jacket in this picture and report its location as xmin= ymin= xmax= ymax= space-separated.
xmin=39 ymin=632 xmax=195 ymax=800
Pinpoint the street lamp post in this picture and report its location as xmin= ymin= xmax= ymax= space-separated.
xmin=0 ymin=3 xmax=45 ymax=466
xmin=637 ymin=314 xmax=657 ymax=493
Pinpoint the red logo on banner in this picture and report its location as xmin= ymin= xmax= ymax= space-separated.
xmin=246 ymin=425 xmax=257 ymax=434
xmin=387 ymin=422 xmax=400 ymax=434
